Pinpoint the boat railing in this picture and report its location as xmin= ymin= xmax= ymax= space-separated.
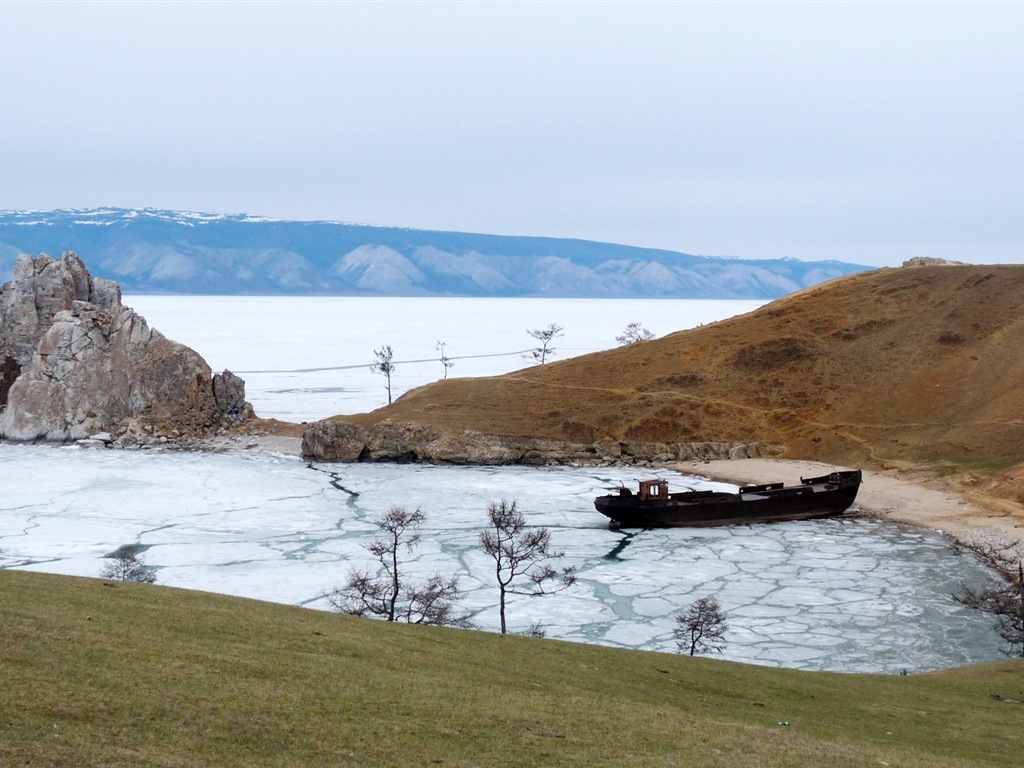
xmin=739 ymin=482 xmax=784 ymax=493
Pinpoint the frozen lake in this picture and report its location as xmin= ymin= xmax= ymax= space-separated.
xmin=0 ymin=444 xmax=1000 ymax=673
xmin=0 ymin=296 xmax=1003 ymax=671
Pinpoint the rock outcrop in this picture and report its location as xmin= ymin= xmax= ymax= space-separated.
xmin=1 ymin=252 xmax=120 ymax=371
xmin=301 ymin=418 xmax=766 ymax=467
xmin=212 ymin=369 xmax=249 ymax=416
xmin=901 ymin=257 xmax=966 ymax=267
xmin=0 ymin=252 xmax=252 ymax=441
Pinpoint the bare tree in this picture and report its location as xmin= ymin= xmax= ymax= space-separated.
xmin=401 ymin=573 xmax=473 ymax=627
xmin=101 ymin=544 xmax=157 ymax=584
xmin=525 ymin=323 xmax=564 ymax=365
xmin=675 ymin=596 xmax=728 ymax=656
xmin=953 ymin=560 xmax=1024 ymax=657
xmin=616 ymin=322 xmax=656 ymax=346
xmin=479 ymin=499 xmax=576 ymax=634
xmin=370 ymin=345 xmax=396 ymax=404
xmin=521 ymin=620 xmax=547 ymax=638
xmin=326 ymin=506 xmax=472 ymax=628
xmin=436 ymin=340 xmax=454 ymax=379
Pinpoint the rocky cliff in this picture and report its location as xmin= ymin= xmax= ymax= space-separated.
xmin=0 ymin=252 xmax=251 ymax=441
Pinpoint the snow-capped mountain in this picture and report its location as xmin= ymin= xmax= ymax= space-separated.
xmin=0 ymin=208 xmax=870 ymax=298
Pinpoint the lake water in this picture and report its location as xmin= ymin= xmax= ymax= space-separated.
xmin=0 ymin=296 xmax=1004 ymax=672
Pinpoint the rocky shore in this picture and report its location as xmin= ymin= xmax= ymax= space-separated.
xmin=300 ymin=417 xmax=770 ymax=466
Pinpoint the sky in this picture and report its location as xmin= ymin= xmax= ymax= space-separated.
xmin=1 ymin=2 xmax=1022 ymax=268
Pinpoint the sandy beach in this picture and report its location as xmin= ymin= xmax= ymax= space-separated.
xmin=672 ymin=458 xmax=1024 ymax=562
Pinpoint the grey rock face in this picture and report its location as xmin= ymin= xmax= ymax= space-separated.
xmin=301 ymin=419 xmax=370 ymax=462
xmin=301 ymin=417 xmax=765 ymax=467
xmin=0 ymin=252 xmax=251 ymax=441
xmin=212 ymin=369 xmax=248 ymax=414
xmin=0 ymin=252 xmax=122 ymax=371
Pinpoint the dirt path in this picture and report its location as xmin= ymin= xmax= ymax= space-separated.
xmin=669 ymin=458 xmax=1024 ymax=560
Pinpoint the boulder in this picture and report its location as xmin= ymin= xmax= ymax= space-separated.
xmin=301 ymin=420 xmax=370 ymax=462
xmin=0 ymin=252 xmax=252 ymax=441
xmin=76 ymin=438 xmax=108 ymax=450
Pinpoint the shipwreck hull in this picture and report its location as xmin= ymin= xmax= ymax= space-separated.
xmin=594 ymin=471 xmax=862 ymax=529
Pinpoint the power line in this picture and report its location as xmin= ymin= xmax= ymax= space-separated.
xmin=237 ymin=348 xmax=535 ymax=375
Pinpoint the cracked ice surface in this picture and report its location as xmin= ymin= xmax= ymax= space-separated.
xmin=0 ymin=444 xmax=1003 ymax=673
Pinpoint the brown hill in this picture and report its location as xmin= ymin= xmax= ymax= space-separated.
xmin=333 ymin=263 xmax=1024 ymax=500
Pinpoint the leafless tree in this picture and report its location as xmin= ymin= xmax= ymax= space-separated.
xmin=479 ymin=499 xmax=576 ymax=634
xmin=436 ymin=340 xmax=454 ymax=379
xmin=525 ymin=323 xmax=563 ymax=364
xmin=325 ymin=506 xmax=472 ymax=628
xmin=401 ymin=573 xmax=473 ymax=627
xmin=954 ymin=560 xmax=1024 ymax=657
xmin=101 ymin=544 xmax=157 ymax=583
xmin=370 ymin=345 xmax=396 ymax=404
xmin=521 ymin=620 xmax=547 ymax=638
xmin=675 ymin=596 xmax=728 ymax=656
xmin=616 ymin=321 xmax=656 ymax=346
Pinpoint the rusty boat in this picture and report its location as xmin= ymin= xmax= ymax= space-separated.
xmin=594 ymin=470 xmax=862 ymax=529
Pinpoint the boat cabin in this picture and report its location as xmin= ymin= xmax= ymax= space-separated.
xmin=638 ymin=479 xmax=669 ymax=501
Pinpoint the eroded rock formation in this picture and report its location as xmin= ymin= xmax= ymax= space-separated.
xmin=0 ymin=252 xmax=120 ymax=376
xmin=300 ymin=417 xmax=765 ymax=467
xmin=0 ymin=252 xmax=252 ymax=441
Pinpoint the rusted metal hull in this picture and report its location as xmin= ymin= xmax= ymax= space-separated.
xmin=594 ymin=470 xmax=862 ymax=529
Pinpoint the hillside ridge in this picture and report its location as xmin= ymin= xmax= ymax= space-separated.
xmin=0 ymin=207 xmax=868 ymax=298
xmin=313 ymin=263 xmax=1024 ymax=504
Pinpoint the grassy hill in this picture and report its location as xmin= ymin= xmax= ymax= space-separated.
xmin=2 ymin=569 xmax=1022 ymax=767
xmin=339 ymin=264 xmax=1024 ymax=501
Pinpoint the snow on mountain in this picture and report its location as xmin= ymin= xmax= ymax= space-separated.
xmin=332 ymin=245 xmax=426 ymax=293
xmin=262 ymin=251 xmax=323 ymax=291
xmin=0 ymin=208 xmax=871 ymax=298
xmin=708 ymin=263 xmax=804 ymax=296
xmin=410 ymin=247 xmax=515 ymax=293
xmin=529 ymin=256 xmax=621 ymax=296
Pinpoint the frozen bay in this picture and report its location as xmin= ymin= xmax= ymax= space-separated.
xmin=0 ymin=296 xmax=1005 ymax=672
xmin=0 ymin=443 xmax=1001 ymax=673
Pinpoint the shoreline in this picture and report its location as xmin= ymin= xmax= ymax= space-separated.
xmin=243 ymin=434 xmax=1024 ymax=555
xmin=86 ymin=432 xmax=1024 ymax=564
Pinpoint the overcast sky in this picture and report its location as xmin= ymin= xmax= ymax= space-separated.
xmin=2 ymin=2 xmax=1021 ymax=267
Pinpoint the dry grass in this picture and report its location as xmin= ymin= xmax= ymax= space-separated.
xmin=2 ymin=569 xmax=1023 ymax=767
xmin=328 ymin=264 xmax=1024 ymax=499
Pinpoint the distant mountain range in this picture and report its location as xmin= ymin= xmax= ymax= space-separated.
xmin=0 ymin=208 xmax=870 ymax=298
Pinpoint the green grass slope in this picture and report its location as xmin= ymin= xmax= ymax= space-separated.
xmin=2 ymin=570 xmax=1022 ymax=767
